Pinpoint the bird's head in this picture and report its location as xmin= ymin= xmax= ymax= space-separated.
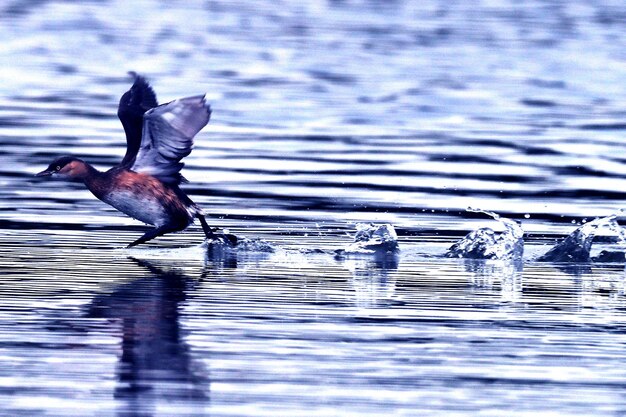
xmin=36 ymin=156 xmax=90 ymax=180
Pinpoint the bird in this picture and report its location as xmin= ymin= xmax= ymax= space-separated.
xmin=36 ymin=73 xmax=236 ymax=248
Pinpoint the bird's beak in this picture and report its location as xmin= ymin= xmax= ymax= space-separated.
xmin=35 ymin=169 xmax=53 ymax=177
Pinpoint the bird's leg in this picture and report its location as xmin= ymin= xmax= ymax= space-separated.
xmin=197 ymin=213 xmax=218 ymax=239
xmin=126 ymin=225 xmax=179 ymax=248
xmin=197 ymin=213 xmax=237 ymax=246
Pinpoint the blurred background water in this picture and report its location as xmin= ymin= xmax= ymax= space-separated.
xmin=1 ymin=0 xmax=626 ymax=416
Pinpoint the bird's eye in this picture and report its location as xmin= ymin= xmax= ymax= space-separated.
xmin=55 ymin=166 xmax=61 ymax=171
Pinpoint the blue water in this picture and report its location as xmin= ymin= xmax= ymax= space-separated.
xmin=1 ymin=1 xmax=626 ymax=416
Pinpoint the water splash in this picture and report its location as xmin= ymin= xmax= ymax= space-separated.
xmin=592 ymin=250 xmax=626 ymax=263
xmin=446 ymin=209 xmax=524 ymax=260
xmin=232 ymin=237 xmax=275 ymax=253
xmin=339 ymin=223 xmax=400 ymax=255
xmin=204 ymin=235 xmax=275 ymax=253
xmin=538 ymin=215 xmax=626 ymax=263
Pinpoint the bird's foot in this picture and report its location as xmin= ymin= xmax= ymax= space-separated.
xmin=206 ymin=231 xmax=238 ymax=248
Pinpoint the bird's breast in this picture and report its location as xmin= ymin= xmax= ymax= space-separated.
xmin=102 ymin=189 xmax=169 ymax=226
xmin=87 ymin=169 xmax=194 ymax=227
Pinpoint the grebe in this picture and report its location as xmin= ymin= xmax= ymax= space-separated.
xmin=36 ymin=73 xmax=234 ymax=248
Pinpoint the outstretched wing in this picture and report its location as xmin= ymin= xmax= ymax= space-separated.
xmin=130 ymin=95 xmax=211 ymax=184
xmin=117 ymin=72 xmax=158 ymax=167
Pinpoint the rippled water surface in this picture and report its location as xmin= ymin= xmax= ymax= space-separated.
xmin=2 ymin=0 xmax=626 ymax=415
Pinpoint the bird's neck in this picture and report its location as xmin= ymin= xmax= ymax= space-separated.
xmin=82 ymin=165 xmax=118 ymax=201
xmin=72 ymin=161 xmax=100 ymax=181
xmin=77 ymin=162 xmax=104 ymax=192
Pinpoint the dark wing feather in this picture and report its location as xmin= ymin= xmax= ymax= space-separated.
xmin=117 ymin=72 xmax=158 ymax=167
xmin=130 ymin=95 xmax=211 ymax=184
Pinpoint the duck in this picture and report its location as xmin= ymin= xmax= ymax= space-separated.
xmin=36 ymin=73 xmax=235 ymax=248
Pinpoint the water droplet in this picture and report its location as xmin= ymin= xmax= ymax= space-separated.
xmin=524 ymin=214 xmax=530 ymax=219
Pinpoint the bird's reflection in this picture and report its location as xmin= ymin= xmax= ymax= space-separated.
xmin=204 ymin=244 xmax=239 ymax=271
xmin=86 ymin=258 xmax=209 ymax=417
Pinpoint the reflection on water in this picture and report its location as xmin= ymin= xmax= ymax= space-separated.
xmin=464 ymin=259 xmax=524 ymax=304
xmin=87 ymin=258 xmax=209 ymax=416
xmin=2 ymin=234 xmax=626 ymax=416
xmin=345 ymin=253 xmax=399 ymax=308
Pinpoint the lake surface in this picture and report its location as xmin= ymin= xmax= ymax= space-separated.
xmin=1 ymin=0 xmax=626 ymax=415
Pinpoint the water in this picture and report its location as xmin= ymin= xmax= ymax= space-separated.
xmin=2 ymin=0 xmax=626 ymax=415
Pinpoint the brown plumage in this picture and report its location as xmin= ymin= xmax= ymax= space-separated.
xmin=36 ymin=73 xmax=236 ymax=248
